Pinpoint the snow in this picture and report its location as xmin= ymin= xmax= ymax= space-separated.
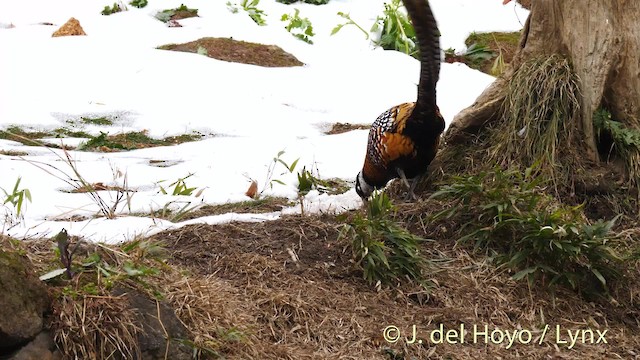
xmin=0 ymin=0 xmax=529 ymax=243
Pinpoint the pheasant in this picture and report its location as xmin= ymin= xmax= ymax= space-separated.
xmin=355 ymin=0 xmax=445 ymax=200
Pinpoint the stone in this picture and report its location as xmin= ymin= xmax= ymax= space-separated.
xmin=113 ymin=287 xmax=193 ymax=360
xmin=9 ymin=331 xmax=60 ymax=360
xmin=52 ymin=17 xmax=86 ymax=37
xmin=0 ymin=248 xmax=51 ymax=350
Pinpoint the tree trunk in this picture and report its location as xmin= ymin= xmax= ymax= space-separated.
xmin=445 ymin=0 xmax=640 ymax=164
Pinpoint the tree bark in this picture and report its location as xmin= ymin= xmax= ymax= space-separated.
xmin=445 ymin=0 xmax=640 ymax=164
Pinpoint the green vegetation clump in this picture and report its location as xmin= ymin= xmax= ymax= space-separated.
xmin=0 ymin=126 xmax=202 ymax=151
xmin=2 ymin=177 xmax=32 ymax=218
xmin=155 ymin=4 xmax=198 ymax=22
xmin=371 ymin=0 xmax=417 ymax=58
xmin=101 ymin=2 xmax=126 ymax=15
xmin=465 ymin=31 xmax=520 ymax=75
xmin=593 ymin=108 xmax=640 ymax=190
xmin=53 ymin=128 xmax=93 ymax=138
xmin=341 ymin=191 xmax=432 ymax=289
xmin=281 ymin=8 xmax=315 ymax=44
xmin=465 ymin=31 xmax=521 ymax=49
xmin=430 ymin=165 xmax=623 ymax=294
xmin=76 ymin=131 xmax=201 ymax=151
xmin=79 ymin=116 xmax=114 ymax=126
xmin=0 ymin=126 xmax=50 ymax=146
xmin=227 ymin=0 xmax=267 ymax=25
xmin=129 ymin=0 xmax=147 ymax=8
xmin=297 ymin=167 xmax=349 ymax=195
xmin=444 ymin=43 xmax=494 ymax=70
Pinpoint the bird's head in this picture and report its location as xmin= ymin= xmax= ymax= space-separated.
xmin=355 ymin=171 xmax=374 ymax=200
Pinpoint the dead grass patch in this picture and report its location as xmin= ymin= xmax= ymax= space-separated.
xmin=158 ymin=37 xmax=303 ymax=68
xmin=156 ymin=214 xmax=640 ymax=359
xmin=53 ymin=294 xmax=142 ymax=359
xmin=178 ymin=197 xmax=293 ymax=220
xmin=0 ymin=149 xmax=29 ymax=156
xmin=4 ymin=204 xmax=640 ymax=359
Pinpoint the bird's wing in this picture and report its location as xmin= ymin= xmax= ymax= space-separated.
xmin=368 ymin=103 xmax=417 ymax=166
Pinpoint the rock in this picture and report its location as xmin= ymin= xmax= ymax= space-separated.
xmin=0 ymin=248 xmax=51 ymax=351
xmin=9 ymin=331 xmax=60 ymax=360
xmin=52 ymin=17 xmax=86 ymax=37
xmin=113 ymin=287 xmax=192 ymax=360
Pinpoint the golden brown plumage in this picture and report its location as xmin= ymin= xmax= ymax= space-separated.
xmin=356 ymin=0 xmax=445 ymax=200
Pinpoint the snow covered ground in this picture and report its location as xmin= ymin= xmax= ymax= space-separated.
xmin=0 ymin=0 xmax=529 ymax=243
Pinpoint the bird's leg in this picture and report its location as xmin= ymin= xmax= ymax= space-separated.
xmin=396 ymin=168 xmax=417 ymax=200
xmin=396 ymin=168 xmax=411 ymax=189
xmin=407 ymin=177 xmax=419 ymax=200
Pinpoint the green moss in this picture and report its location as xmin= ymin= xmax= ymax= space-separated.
xmin=80 ymin=116 xmax=114 ymax=126
xmin=155 ymin=4 xmax=198 ymax=22
xmin=465 ymin=31 xmax=521 ymax=48
xmin=53 ymin=128 xmax=93 ymax=138
xmin=0 ymin=126 xmax=51 ymax=146
xmin=0 ymin=126 xmax=202 ymax=152
xmin=78 ymin=131 xmax=203 ymax=151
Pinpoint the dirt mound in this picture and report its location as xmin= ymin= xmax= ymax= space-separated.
xmin=158 ymin=37 xmax=303 ymax=68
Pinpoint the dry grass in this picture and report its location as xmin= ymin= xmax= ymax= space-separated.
xmin=53 ymin=295 xmax=142 ymax=359
xmin=157 ymin=215 xmax=640 ymax=359
xmin=490 ymin=55 xmax=582 ymax=190
xmin=4 ymin=205 xmax=640 ymax=359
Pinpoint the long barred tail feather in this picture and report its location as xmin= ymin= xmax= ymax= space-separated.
xmin=402 ymin=0 xmax=441 ymax=116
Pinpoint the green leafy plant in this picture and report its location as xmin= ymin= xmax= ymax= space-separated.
xmin=430 ymin=165 xmax=623 ymax=293
xmin=40 ymin=229 xmax=76 ymax=281
xmin=371 ymin=0 xmax=417 ymax=57
xmin=129 ymin=0 xmax=147 ymax=8
xmin=101 ymin=2 xmax=126 ymax=15
xmin=331 ymin=11 xmax=369 ymax=39
xmin=155 ymin=174 xmax=204 ymax=222
xmin=260 ymin=150 xmax=299 ymax=196
xmin=341 ymin=191 xmax=431 ymax=289
xmin=227 ymin=0 xmax=267 ymax=26
xmin=297 ymin=167 xmax=315 ymax=195
xmin=153 ymin=199 xmax=201 ymax=222
xmin=281 ymin=9 xmax=315 ymax=44
xmin=41 ymin=233 xmax=162 ymax=288
xmin=157 ymin=173 xmax=203 ymax=196
xmin=296 ymin=165 xmax=348 ymax=195
xmin=226 ymin=2 xmax=239 ymax=13
xmin=78 ymin=132 xmax=125 ymax=150
xmin=1 ymin=177 xmax=32 ymax=218
xmin=462 ymin=43 xmax=494 ymax=67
